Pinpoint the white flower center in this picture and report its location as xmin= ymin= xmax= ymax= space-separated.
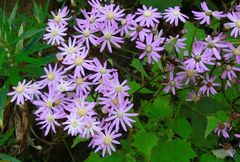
xmin=77 ymin=108 xmax=87 ymax=117
xmin=194 ymin=55 xmax=202 ymax=62
xmin=121 ymin=19 xmax=127 ymax=26
xmin=47 ymin=115 xmax=55 ymax=123
xmin=46 ymin=99 xmax=53 ymax=109
xmin=226 ymin=65 xmax=232 ymax=71
xmin=116 ymin=110 xmax=124 ymax=118
xmin=47 ymin=72 xmax=55 ymax=81
xmin=143 ymin=10 xmax=152 ymax=17
xmin=208 ymin=42 xmax=215 ymax=48
xmin=71 ymin=119 xmax=79 ymax=128
xmin=169 ymin=80 xmax=176 ymax=86
xmin=103 ymin=135 xmax=112 ymax=146
xmin=51 ymin=29 xmax=59 ymax=37
xmin=67 ymin=47 xmax=75 ymax=54
xmin=107 ymin=12 xmax=115 ymax=20
xmin=16 ymin=84 xmax=25 ymax=93
xmin=205 ymin=10 xmax=212 ymax=16
xmin=83 ymin=30 xmax=91 ymax=37
xmin=233 ymin=48 xmax=240 ymax=56
xmin=193 ymin=95 xmax=201 ymax=103
xmin=115 ymin=85 xmax=122 ymax=92
xmin=236 ymin=20 xmax=240 ymax=28
xmin=76 ymin=78 xmax=84 ymax=86
xmin=172 ymin=10 xmax=180 ymax=16
xmin=100 ymin=68 xmax=107 ymax=74
xmin=89 ymin=16 xmax=95 ymax=23
xmin=112 ymin=97 xmax=119 ymax=105
xmin=186 ymin=70 xmax=195 ymax=77
xmin=58 ymin=84 xmax=66 ymax=92
xmin=54 ymin=15 xmax=62 ymax=23
xmin=74 ymin=57 xmax=84 ymax=66
xmin=145 ymin=45 xmax=153 ymax=53
xmin=104 ymin=32 xmax=112 ymax=40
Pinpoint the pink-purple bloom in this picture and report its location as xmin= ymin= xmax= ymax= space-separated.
xmin=163 ymin=6 xmax=189 ymax=26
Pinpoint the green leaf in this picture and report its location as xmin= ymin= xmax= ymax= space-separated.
xmin=0 ymin=128 xmax=14 ymax=146
xmin=172 ymin=118 xmax=192 ymax=139
xmin=131 ymin=59 xmax=149 ymax=79
xmin=200 ymin=153 xmax=225 ymax=162
xmin=15 ymin=23 xmax=24 ymax=54
xmin=0 ymin=154 xmax=21 ymax=162
xmin=85 ymin=152 xmax=122 ymax=162
xmin=0 ymin=85 xmax=8 ymax=128
xmin=204 ymin=116 xmax=219 ymax=138
xmin=132 ymin=131 xmax=158 ymax=161
xmin=212 ymin=149 xmax=230 ymax=159
xmin=143 ymin=96 xmax=172 ymax=119
xmin=71 ymin=136 xmax=88 ymax=148
xmin=140 ymin=0 xmax=182 ymax=11
xmin=128 ymin=81 xmax=154 ymax=94
xmin=8 ymin=1 xmax=18 ymax=26
xmin=151 ymin=139 xmax=197 ymax=162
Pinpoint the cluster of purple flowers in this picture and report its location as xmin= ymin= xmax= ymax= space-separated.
xmin=8 ymin=4 xmax=138 ymax=157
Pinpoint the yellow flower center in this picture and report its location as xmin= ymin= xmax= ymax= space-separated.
xmin=16 ymin=84 xmax=25 ymax=93
xmin=51 ymin=29 xmax=59 ymax=37
xmin=186 ymin=70 xmax=195 ymax=77
xmin=173 ymin=10 xmax=180 ymax=16
xmin=226 ymin=65 xmax=232 ymax=71
xmin=71 ymin=120 xmax=79 ymax=128
xmin=145 ymin=45 xmax=153 ymax=53
xmin=77 ymin=108 xmax=87 ymax=117
xmin=47 ymin=115 xmax=55 ymax=123
xmin=193 ymin=95 xmax=201 ymax=103
xmin=54 ymin=15 xmax=62 ymax=23
xmin=103 ymin=135 xmax=112 ymax=145
xmin=208 ymin=42 xmax=215 ymax=48
xmin=54 ymin=99 xmax=61 ymax=106
xmin=75 ymin=57 xmax=84 ymax=66
xmin=100 ymin=68 xmax=107 ymax=74
xmin=47 ymin=72 xmax=55 ymax=81
xmin=107 ymin=12 xmax=115 ymax=20
xmin=112 ymin=97 xmax=119 ymax=105
xmin=205 ymin=10 xmax=212 ymax=16
xmin=89 ymin=16 xmax=95 ymax=23
xmin=67 ymin=47 xmax=75 ymax=54
xmin=83 ymin=30 xmax=91 ymax=37
xmin=143 ymin=10 xmax=152 ymax=17
xmin=235 ymin=20 xmax=240 ymax=28
xmin=116 ymin=110 xmax=124 ymax=118
xmin=46 ymin=99 xmax=53 ymax=109
xmin=121 ymin=19 xmax=127 ymax=26
xmin=76 ymin=78 xmax=84 ymax=86
xmin=169 ymin=80 xmax=176 ymax=86
xmin=104 ymin=32 xmax=112 ymax=40
xmin=233 ymin=48 xmax=240 ymax=56
xmin=194 ymin=55 xmax=202 ymax=62
xmin=115 ymin=85 xmax=122 ymax=92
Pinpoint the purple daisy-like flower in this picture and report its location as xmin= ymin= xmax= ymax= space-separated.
xmin=163 ymin=71 xmax=183 ymax=95
xmin=76 ymin=9 xmax=100 ymax=30
xmin=136 ymin=33 xmax=164 ymax=64
xmin=166 ymin=35 xmax=186 ymax=53
xmin=56 ymin=78 xmax=76 ymax=93
xmin=224 ymin=44 xmax=240 ymax=64
xmin=163 ymin=6 xmax=189 ymax=26
xmin=186 ymin=90 xmax=201 ymax=103
xmin=135 ymin=5 xmax=161 ymax=28
xmin=69 ymin=75 xmax=92 ymax=96
xmin=58 ymin=37 xmax=83 ymax=61
xmin=199 ymin=73 xmax=220 ymax=96
xmin=184 ymin=41 xmax=215 ymax=73
xmin=215 ymin=122 xmax=231 ymax=139
xmin=129 ymin=22 xmax=151 ymax=42
xmin=8 ymin=80 xmax=33 ymax=105
xmin=226 ymin=12 xmax=240 ymax=38
xmin=99 ymin=22 xmax=124 ymax=53
xmin=81 ymin=117 xmax=101 ymax=138
xmin=221 ymin=64 xmax=240 ymax=80
xmin=119 ymin=14 xmax=136 ymax=36
xmin=49 ymin=6 xmax=71 ymax=26
xmin=43 ymin=22 xmax=67 ymax=45
xmin=36 ymin=111 xmax=64 ymax=136
xmin=203 ymin=33 xmax=229 ymax=60
xmin=70 ymin=99 xmax=96 ymax=119
xmin=105 ymin=99 xmax=137 ymax=132
xmin=63 ymin=112 xmax=84 ymax=136
xmin=90 ymin=126 xmax=121 ymax=157
xmin=192 ymin=1 xmax=225 ymax=25
xmin=176 ymin=65 xmax=199 ymax=85
xmin=97 ymin=4 xmax=125 ymax=25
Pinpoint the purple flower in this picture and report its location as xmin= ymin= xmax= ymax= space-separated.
xmin=105 ymin=99 xmax=137 ymax=132
xmin=176 ymin=65 xmax=198 ymax=85
xmin=186 ymin=90 xmax=201 ymax=103
xmin=49 ymin=6 xmax=71 ymax=26
xmin=69 ymin=75 xmax=92 ymax=96
xmin=215 ymin=122 xmax=231 ymax=139
xmin=192 ymin=1 xmax=225 ymax=25
xmin=63 ymin=112 xmax=84 ymax=136
xmin=221 ymin=64 xmax=240 ymax=80
xmin=81 ymin=117 xmax=101 ymax=138
xmin=119 ymin=14 xmax=136 ymax=36
xmin=199 ymin=74 xmax=220 ymax=96
xmin=76 ymin=9 xmax=100 ymax=30
xmin=8 ymin=80 xmax=33 ymax=105
xmin=135 ymin=5 xmax=161 ymax=28
xmin=184 ymin=41 xmax=215 ymax=73
xmin=129 ymin=22 xmax=151 ymax=42
xmin=166 ymin=35 xmax=186 ymax=53
xmin=97 ymin=4 xmax=125 ymax=25
xmin=224 ymin=44 xmax=240 ymax=64
xmin=36 ymin=111 xmax=64 ymax=136
xmin=56 ymin=78 xmax=76 ymax=93
xmin=163 ymin=71 xmax=183 ymax=95
xmin=90 ymin=126 xmax=121 ymax=157
xmin=136 ymin=34 xmax=163 ymax=64
xmin=203 ymin=33 xmax=229 ymax=60
xmin=43 ymin=23 xmax=67 ymax=45
xmin=226 ymin=12 xmax=240 ymax=38
xmin=99 ymin=22 xmax=123 ymax=53
xmin=163 ymin=6 xmax=189 ymax=26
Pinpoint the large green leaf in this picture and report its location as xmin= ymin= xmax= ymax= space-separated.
xmin=151 ymin=139 xmax=197 ymax=162
xmin=140 ymin=0 xmax=182 ymax=11
xmin=172 ymin=118 xmax=192 ymax=139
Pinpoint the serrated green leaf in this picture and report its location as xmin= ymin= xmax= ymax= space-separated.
xmin=151 ymin=139 xmax=197 ymax=162
xmin=132 ymin=131 xmax=158 ymax=161
xmin=205 ymin=116 xmax=220 ymax=138
xmin=200 ymin=153 xmax=225 ymax=162
xmin=131 ymin=59 xmax=149 ymax=78
xmin=172 ymin=118 xmax=192 ymax=139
